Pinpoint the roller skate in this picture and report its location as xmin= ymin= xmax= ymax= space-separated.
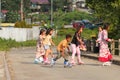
xmin=64 ymin=61 xmax=72 ymax=68
xmin=50 ymin=58 xmax=55 ymax=67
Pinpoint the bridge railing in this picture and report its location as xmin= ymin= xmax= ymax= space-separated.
xmin=86 ymin=39 xmax=120 ymax=56
xmin=110 ymin=39 xmax=120 ymax=56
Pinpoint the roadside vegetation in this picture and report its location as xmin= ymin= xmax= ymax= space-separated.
xmin=0 ymin=38 xmax=36 ymax=51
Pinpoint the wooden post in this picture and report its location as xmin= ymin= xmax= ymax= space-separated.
xmin=119 ymin=39 xmax=120 ymax=56
xmin=111 ymin=39 xmax=115 ymax=55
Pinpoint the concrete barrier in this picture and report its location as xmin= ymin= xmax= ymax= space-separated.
xmin=0 ymin=26 xmax=40 ymax=42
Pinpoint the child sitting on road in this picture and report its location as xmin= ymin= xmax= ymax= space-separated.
xmin=51 ymin=34 xmax=72 ymax=67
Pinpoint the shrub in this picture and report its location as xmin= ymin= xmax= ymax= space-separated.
xmin=15 ymin=21 xmax=32 ymax=28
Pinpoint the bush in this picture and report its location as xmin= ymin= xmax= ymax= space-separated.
xmin=57 ymin=28 xmax=75 ymax=36
xmin=15 ymin=21 xmax=32 ymax=28
xmin=57 ymin=28 xmax=98 ymax=40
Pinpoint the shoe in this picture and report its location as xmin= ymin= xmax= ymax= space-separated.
xmin=50 ymin=59 xmax=55 ymax=67
xmin=71 ymin=59 xmax=76 ymax=66
xmin=44 ymin=60 xmax=50 ymax=65
xmin=102 ymin=62 xmax=111 ymax=66
xmin=78 ymin=61 xmax=84 ymax=65
xmin=64 ymin=61 xmax=72 ymax=68
xmin=38 ymin=57 xmax=44 ymax=63
xmin=34 ymin=58 xmax=39 ymax=64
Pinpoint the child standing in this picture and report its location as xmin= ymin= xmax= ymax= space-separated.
xmin=71 ymin=24 xmax=84 ymax=65
xmin=43 ymin=28 xmax=55 ymax=64
xmin=34 ymin=29 xmax=46 ymax=64
xmin=96 ymin=26 xmax=103 ymax=43
xmin=98 ymin=23 xmax=112 ymax=66
xmin=51 ymin=34 xmax=72 ymax=67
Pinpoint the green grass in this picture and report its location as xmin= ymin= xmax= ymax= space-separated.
xmin=53 ymin=36 xmax=65 ymax=46
xmin=0 ymin=38 xmax=36 ymax=51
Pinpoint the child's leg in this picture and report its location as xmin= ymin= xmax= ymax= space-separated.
xmin=76 ymin=46 xmax=84 ymax=64
xmin=63 ymin=50 xmax=72 ymax=67
xmin=71 ymin=44 xmax=77 ymax=64
xmin=44 ymin=49 xmax=51 ymax=63
xmin=53 ymin=51 xmax=62 ymax=61
xmin=34 ymin=51 xmax=42 ymax=64
xmin=50 ymin=51 xmax=62 ymax=66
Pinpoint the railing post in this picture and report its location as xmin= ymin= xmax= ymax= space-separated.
xmin=91 ymin=40 xmax=94 ymax=52
xmin=111 ymin=39 xmax=115 ymax=55
xmin=119 ymin=39 xmax=120 ymax=56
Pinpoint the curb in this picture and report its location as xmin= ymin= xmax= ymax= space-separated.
xmin=3 ymin=53 xmax=11 ymax=80
xmin=82 ymin=53 xmax=120 ymax=66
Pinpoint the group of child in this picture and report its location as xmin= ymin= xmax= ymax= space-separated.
xmin=34 ymin=23 xmax=113 ymax=67
xmin=34 ymin=24 xmax=87 ymax=67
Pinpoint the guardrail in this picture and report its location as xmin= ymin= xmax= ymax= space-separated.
xmin=86 ymin=39 xmax=120 ymax=56
xmin=110 ymin=39 xmax=120 ymax=56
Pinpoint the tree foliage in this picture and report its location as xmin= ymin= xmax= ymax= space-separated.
xmin=86 ymin=0 xmax=120 ymax=39
xmin=48 ymin=0 xmax=70 ymax=11
xmin=2 ymin=0 xmax=30 ymax=12
xmin=5 ymin=11 xmax=19 ymax=23
xmin=2 ymin=0 xmax=31 ymax=22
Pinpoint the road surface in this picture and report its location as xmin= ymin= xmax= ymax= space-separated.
xmin=8 ymin=47 xmax=120 ymax=80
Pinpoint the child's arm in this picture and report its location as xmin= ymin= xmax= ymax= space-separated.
xmin=76 ymin=33 xmax=83 ymax=44
xmin=50 ymin=38 xmax=55 ymax=46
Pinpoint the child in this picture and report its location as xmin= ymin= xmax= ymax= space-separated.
xmin=98 ymin=23 xmax=112 ymax=66
xmin=34 ymin=29 xmax=46 ymax=64
xmin=96 ymin=26 xmax=103 ymax=43
xmin=51 ymin=34 xmax=72 ymax=67
xmin=43 ymin=28 xmax=55 ymax=64
xmin=71 ymin=24 xmax=84 ymax=65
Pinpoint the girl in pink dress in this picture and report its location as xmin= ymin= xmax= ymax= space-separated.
xmin=98 ymin=23 xmax=112 ymax=66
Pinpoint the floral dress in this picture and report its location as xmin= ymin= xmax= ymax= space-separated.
xmin=36 ymin=35 xmax=45 ymax=56
xmin=99 ymin=30 xmax=112 ymax=62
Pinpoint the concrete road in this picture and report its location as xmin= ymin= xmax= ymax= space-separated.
xmin=8 ymin=47 xmax=120 ymax=80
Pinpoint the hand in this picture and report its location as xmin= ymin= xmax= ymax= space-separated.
xmin=110 ymin=39 xmax=114 ymax=43
xmin=96 ymin=40 xmax=99 ymax=43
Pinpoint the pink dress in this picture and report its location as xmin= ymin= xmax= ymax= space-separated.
xmin=99 ymin=30 xmax=112 ymax=62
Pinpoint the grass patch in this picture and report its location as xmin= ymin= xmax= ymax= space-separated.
xmin=53 ymin=36 xmax=65 ymax=46
xmin=0 ymin=38 xmax=36 ymax=51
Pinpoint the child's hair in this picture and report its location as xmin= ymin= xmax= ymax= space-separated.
xmin=103 ymin=23 xmax=110 ymax=30
xmin=98 ymin=26 xmax=103 ymax=30
xmin=39 ymin=29 xmax=46 ymax=35
xmin=76 ymin=23 xmax=84 ymax=32
xmin=66 ymin=34 xmax=72 ymax=39
xmin=46 ymin=28 xmax=54 ymax=35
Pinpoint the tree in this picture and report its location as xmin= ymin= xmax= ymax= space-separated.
xmin=48 ymin=0 xmax=70 ymax=11
xmin=5 ymin=11 xmax=19 ymax=23
xmin=1 ymin=0 xmax=31 ymax=19
xmin=86 ymin=0 xmax=120 ymax=39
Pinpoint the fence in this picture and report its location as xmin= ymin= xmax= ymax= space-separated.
xmin=86 ymin=39 xmax=120 ymax=56
xmin=0 ymin=26 xmax=56 ymax=42
xmin=110 ymin=39 xmax=120 ymax=56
